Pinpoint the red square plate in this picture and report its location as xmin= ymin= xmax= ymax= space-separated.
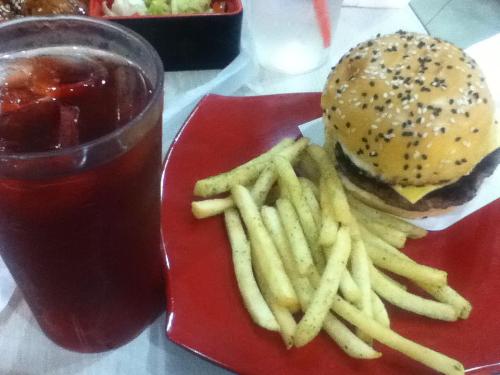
xmin=161 ymin=93 xmax=500 ymax=374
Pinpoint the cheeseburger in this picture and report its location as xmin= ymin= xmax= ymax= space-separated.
xmin=322 ymin=31 xmax=499 ymax=218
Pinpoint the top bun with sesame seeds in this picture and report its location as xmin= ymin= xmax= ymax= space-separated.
xmin=322 ymin=31 xmax=499 ymax=218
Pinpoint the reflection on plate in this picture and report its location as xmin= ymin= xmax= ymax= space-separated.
xmin=161 ymin=93 xmax=500 ymax=374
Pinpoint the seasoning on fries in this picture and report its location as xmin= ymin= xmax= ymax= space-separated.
xmin=193 ymin=137 xmax=471 ymax=375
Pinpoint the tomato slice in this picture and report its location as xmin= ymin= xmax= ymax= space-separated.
xmin=211 ymin=1 xmax=227 ymax=13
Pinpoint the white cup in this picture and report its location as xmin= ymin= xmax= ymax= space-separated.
xmin=248 ymin=0 xmax=342 ymax=75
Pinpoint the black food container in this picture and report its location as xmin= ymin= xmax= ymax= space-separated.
xmin=89 ymin=0 xmax=242 ymax=71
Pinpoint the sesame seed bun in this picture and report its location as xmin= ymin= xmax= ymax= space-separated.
xmin=322 ymin=31 xmax=496 ymax=187
xmin=321 ymin=31 xmax=499 ymax=218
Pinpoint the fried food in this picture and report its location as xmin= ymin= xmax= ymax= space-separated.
xmin=193 ymin=137 xmax=469 ymax=374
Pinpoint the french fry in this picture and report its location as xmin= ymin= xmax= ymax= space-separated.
xmin=348 ymin=195 xmax=427 ymax=239
xmin=318 ymin=177 xmax=339 ymax=247
xmin=359 ymin=223 xmax=403 ymax=255
xmin=350 ymin=236 xmax=373 ymax=313
xmin=307 ymin=265 xmax=321 ymax=288
xmin=371 ymin=291 xmax=390 ymax=327
xmin=297 ymin=152 xmax=321 ymax=184
xmin=195 ymin=138 xmax=294 ymax=197
xmin=331 ymin=296 xmax=465 ymax=375
xmin=276 ymin=198 xmax=316 ymax=276
xmin=339 ymin=270 xmax=362 ymax=304
xmin=355 ymin=213 xmax=407 ymax=248
xmin=330 ymin=180 xmax=355 ymax=226
xmin=252 ymin=137 xmax=311 ymax=206
xmin=260 ymin=205 xmax=316 ymax=310
xmin=306 ymin=144 xmax=339 ymax=181
xmin=363 ymin=228 xmax=471 ymax=319
xmin=277 ymin=175 xmax=291 ymax=200
xmin=261 ymin=206 xmax=300 ymax=278
xmin=294 ymin=226 xmax=352 ymax=347
xmin=253 ymin=259 xmax=297 ymax=348
xmin=192 ymin=197 xmax=234 ymax=219
xmin=251 ymin=166 xmax=278 ymax=207
xmin=361 ymin=225 xmax=430 ymax=290
xmin=273 ymin=156 xmax=318 ymax=237
xmin=322 ymin=313 xmax=381 ymax=359
xmin=274 ymin=157 xmax=325 ymax=270
xmin=365 ymin=233 xmax=472 ymax=319
xmin=311 ymin=219 xmax=356 ymax=303
xmin=191 ymin=167 xmax=278 ymax=219
xmin=371 ymin=233 xmax=470 ymax=318
xmin=299 ymin=176 xmax=320 ymax=200
xmin=418 ymin=283 xmax=472 ymax=320
xmin=377 ymin=269 xmax=408 ymax=291
xmin=261 ymin=205 xmax=304 ymax=314
xmin=323 ymin=123 xmax=337 ymax=164
xmin=365 ymin=240 xmax=447 ymax=286
xmin=308 ymin=249 xmax=357 ymax=304
xmin=293 ymin=273 xmax=379 ymax=359
xmin=231 ymin=185 xmax=298 ymax=307
xmin=223 ymin=208 xmax=279 ymax=331
xmin=307 ymin=144 xmax=353 ymax=225
xmin=194 ymin=138 xmax=471 ymax=374
xmin=370 ymin=265 xmax=457 ymax=321
xmin=263 ymin=206 xmax=379 ymax=359
xmin=279 ymin=137 xmax=311 ymax=163
xmin=263 ymin=184 xmax=280 ymax=206
xmin=267 ymin=298 xmax=296 ymax=348
xmin=300 ymin=178 xmax=322 ymax=228
xmin=350 ymin=235 xmax=374 ymax=340
xmin=193 ymin=138 xmax=310 ymax=215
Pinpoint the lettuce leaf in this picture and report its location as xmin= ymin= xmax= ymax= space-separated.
xmin=104 ymin=0 xmax=148 ymax=16
xmin=104 ymin=0 xmax=211 ymax=16
xmin=171 ymin=0 xmax=211 ymax=14
xmin=147 ymin=0 xmax=171 ymax=15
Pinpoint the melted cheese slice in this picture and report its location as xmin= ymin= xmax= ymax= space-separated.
xmin=392 ymin=120 xmax=500 ymax=204
xmin=392 ymin=183 xmax=449 ymax=204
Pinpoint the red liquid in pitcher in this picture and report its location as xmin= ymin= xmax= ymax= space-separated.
xmin=0 ymin=47 xmax=165 ymax=352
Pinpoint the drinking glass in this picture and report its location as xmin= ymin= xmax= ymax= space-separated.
xmin=0 ymin=16 xmax=165 ymax=353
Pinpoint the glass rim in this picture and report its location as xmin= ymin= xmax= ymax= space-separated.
xmin=0 ymin=15 xmax=164 ymax=162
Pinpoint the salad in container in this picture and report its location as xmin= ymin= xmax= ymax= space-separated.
xmin=89 ymin=0 xmax=243 ymax=71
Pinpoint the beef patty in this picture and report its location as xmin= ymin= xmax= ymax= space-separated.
xmin=335 ymin=143 xmax=500 ymax=212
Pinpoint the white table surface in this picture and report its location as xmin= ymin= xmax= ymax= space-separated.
xmin=0 ymin=6 xmax=426 ymax=375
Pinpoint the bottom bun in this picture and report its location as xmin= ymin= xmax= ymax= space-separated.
xmin=339 ymin=173 xmax=457 ymax=219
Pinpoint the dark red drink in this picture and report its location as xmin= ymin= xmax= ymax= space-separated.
xmin=0 ymin=41 xmax=165 ymax=352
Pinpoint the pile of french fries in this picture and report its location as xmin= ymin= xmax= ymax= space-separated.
xmin=191 ymin=137 xmax=471 ymax=375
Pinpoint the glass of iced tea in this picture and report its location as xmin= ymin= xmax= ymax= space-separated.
xmin=0 ymin=16 xmax=165 ymax=352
